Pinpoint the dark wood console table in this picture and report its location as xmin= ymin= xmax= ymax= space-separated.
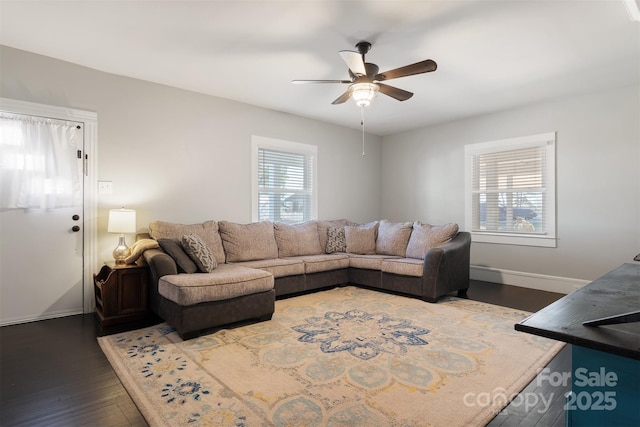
xmin=516 ymin=263 xmax=639 ymax=426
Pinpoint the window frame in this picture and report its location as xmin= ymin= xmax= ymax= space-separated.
xmin=464 ymin=132 xmax=557 ymax=247
xmin=251 ymin=135 xmax=318 ymax=223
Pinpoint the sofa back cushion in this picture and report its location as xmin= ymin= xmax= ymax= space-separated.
xmin=219 ymin=220 xmax=279 ymax=262
xmin=274 ymin=221 xmax=323 ymax=257
xmin=344 ymin=221 xmax=379 ymax=255
xmin=149 ymin=220 xmax=226 ymax=264
xmin=376 ymin=220 xmax=413 ymax=257
xmin=405 ymin=222 xmax=459 ymax=259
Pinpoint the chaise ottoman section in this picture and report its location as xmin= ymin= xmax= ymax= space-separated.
xmin=159 ymin=264 xmax=274 ymax=306
xmin=156 ymin=264 xmax=276 ymax=339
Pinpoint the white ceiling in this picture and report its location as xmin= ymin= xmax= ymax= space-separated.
xmin=1 ymin=0 xmax=638 ymax=136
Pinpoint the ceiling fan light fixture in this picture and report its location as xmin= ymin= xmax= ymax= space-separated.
xmin=349 ymin=82 xmax=379 ymax=107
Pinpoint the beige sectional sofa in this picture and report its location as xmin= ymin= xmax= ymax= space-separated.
xmin=142 ymin=219 xmax=471 ymax=339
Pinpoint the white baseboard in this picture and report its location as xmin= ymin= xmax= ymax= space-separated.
xmin=470 ymin=265 xmax=590 ymax=294
xmin=0 ymin=308 xmax=84 ymax=327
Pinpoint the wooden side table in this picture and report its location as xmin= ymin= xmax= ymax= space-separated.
xmin=94 ymin=262 xmax=149 ymax=327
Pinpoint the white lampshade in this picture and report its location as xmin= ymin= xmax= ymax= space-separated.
xmin=108 ymin=208 xmax=136 ymax=234
xmin=349 ymin=82 xmax=379 ymax=107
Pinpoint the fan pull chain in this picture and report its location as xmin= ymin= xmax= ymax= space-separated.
xmin=360 ymin=107 xmax=366 ymax=157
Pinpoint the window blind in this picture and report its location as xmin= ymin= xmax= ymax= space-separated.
xmin=470 ymin=144 xmax=549 ymax=235
xmin=257 ymin=147 xmax=314 ymax=223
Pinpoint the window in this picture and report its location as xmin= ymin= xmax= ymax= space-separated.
xmin=465 ymin=132 xmax=556 ymax=247
xmin=252 ymin=136 xmax=317 ymax=223
xmin=0 ymin=112 xmax=83 ymax=209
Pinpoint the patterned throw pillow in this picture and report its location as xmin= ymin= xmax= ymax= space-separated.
xmin=181 ymin=234 xmax=217 ymax=273
xmin=325 ymin=227 xmax=347 ymax=253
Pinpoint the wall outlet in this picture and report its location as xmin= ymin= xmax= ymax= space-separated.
xmin=98 ymin=181 xmax=113 ymax=194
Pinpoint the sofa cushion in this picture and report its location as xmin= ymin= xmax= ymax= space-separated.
xmin=158 ymin=264 xmax=274 ymax=306
xmin=325 ymin=226 xmax=347 ymax=253
xmin=149 ymin=220 xmax=226 ymax=264
xmin=274 ymin=221 xmax=323 ymax=257
xmin=348 ymin=254 xmax=402 ymax=270
xmin=406 ymin=222 xmax=459 ymax=260
xmin=381 ymin=258 xmax=424 ymax=277
xmin=219 ymin=220 xmax=279 ymax=262
xmin=182 ymin=234 xmax=217 ymax=273
xmin=157 ymin=238 xmax=198 ymax=274
xmin=316 ymin=219 xmax=349 ymax=253
xmin=286 ymin=254 xmax=350 ymax=274
xmin=344 ymin=221 xmax=379 ymax=255
xmin=375 ymin=220 xmax=413 ymax=257
xmin=234 ymin=258 xmax=305 ymax=278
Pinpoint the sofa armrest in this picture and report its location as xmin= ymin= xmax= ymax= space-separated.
xmin=143 ymin=248 xmax=178 ymax=313
xmin=422 ymin=231 xmax=471 ymax=302
xmin=144 ymin=248 xmax=178 ymax=278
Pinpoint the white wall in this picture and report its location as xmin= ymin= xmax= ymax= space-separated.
xmin=382 ymin=85 xmax=640 ymax=287
xmin=0 ymin=46 xmax=383 ymax=262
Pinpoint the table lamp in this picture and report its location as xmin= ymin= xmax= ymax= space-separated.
xmin=108 ymin=208 xmax=136 ymax=264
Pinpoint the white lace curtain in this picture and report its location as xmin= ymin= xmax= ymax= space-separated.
xmin=0 ymin=112 xmax=82 ymax=209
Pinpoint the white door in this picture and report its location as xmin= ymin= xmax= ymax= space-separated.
xmin=0 ymin=111 xmax=86 ymax=325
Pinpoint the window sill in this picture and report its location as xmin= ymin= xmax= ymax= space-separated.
xmin=471 ymin=232 xmax=557 ymax=248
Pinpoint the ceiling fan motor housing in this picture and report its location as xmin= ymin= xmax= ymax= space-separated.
xmin=356 ymin=41 xmax=372 ymax=56
xmin=348 ymin=63 xmax=379 ymax=81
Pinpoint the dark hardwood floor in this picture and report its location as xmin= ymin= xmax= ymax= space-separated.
xmin=0 ymin=280 xmax=568 ymax=427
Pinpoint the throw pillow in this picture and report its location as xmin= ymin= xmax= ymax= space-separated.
xmin=123 ymin=238 xmax=159 ymax=264
xmin=375 ymin=220 xmax=413 ymax=257
xmin=218 ymin=220 xmax=279 ymax=262
xmin=157 ymin=238 xmax=198 ymax=274
xmin=325 ymin=226 xmax=347 ymax=253
xmin=405 ymin=222 xmax=459 ymax=260
xmin=274 ymin=221 xmax=323 ymax=257
xmin=344 ymin=221 xmax=379 ymax=255
xmin=181 ymin=234 xmax=217 ymax=273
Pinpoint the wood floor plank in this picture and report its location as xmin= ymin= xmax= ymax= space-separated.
xmin=1 ymin=280 xmax=567 ymax=427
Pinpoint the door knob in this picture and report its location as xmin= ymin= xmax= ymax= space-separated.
xmin=72 ymin=225 xmax=80 ymax=232
xmin=72 ymin=214 xmax=80 ymax=221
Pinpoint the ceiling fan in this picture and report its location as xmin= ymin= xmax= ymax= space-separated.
xmin=292 ymin=41 xmax=437 ymax=107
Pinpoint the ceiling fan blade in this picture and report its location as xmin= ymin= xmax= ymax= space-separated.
xmin=377 ymin=83 xmax=414 ymax=101
xmin=331 ymin=90 xmax=351 ymax=105
xmin=374 ymin=59 xmax=437 ymax=81
xmin=339 ymin=50 xmax=367 ymax=76
xmin=292 ymin=79 xmax=351 ymax=84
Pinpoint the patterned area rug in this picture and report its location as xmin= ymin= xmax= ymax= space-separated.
xmin=98 ymin=286 xmax=563 ymax=427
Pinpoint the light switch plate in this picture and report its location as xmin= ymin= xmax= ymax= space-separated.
xmin=98 ymin=181 xmax=113 ymax=194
